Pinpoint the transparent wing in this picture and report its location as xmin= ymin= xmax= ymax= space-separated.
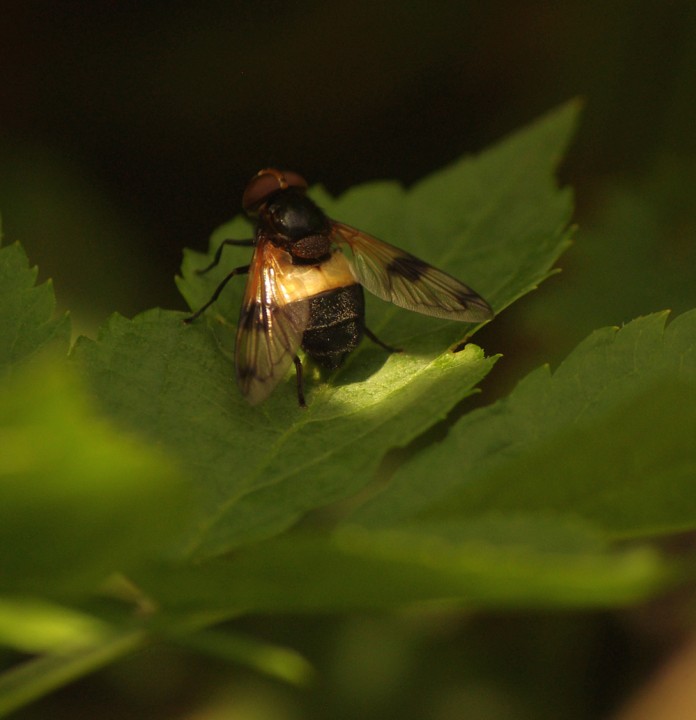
xmin=332 ymin=222 xmax=493 ymax=322
xmin=235 ymin=241 xmax=310 ymax=405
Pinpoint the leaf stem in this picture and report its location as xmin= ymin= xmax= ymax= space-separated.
xmin=0 ymin=628 xmax=146 ymax=718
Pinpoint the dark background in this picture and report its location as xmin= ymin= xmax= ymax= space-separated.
xmin=3 ymin=1 xmax=696 ymax=718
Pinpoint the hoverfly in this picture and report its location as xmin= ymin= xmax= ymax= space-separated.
xmin=185 ymin=168 xmax=493 ymax=407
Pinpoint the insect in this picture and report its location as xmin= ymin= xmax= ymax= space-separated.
xmin=185 ymin=168 xmax=493 ymax=407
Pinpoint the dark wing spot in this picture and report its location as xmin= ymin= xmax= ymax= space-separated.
xmin=454 ymin=289 xmax=478 ymax=306
xmin=236 ymin=364 xmax=255 ymax=381
xmin=454 ymin=289 xmax=494 ymax=318
xmin=240 ymin=300 xmax=278 ymax=332
xmin=386 ymin=254 xmax=430 ymax=282
xmin=239 ymin=305 xmax=256 ymax=332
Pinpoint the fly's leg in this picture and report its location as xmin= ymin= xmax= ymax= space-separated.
xmin=293 ymin=356 xmax=307 ymax=408
xmin=196 ymin=238 xmax=254 ymax=275
xmin=364 ymin=326 xmax=402 ymax=354
xmin=184 ymin=265 xmax=250 ymax=323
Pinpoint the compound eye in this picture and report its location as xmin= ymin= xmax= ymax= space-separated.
xmin=242 ymin=168 xmax=308 ymax=212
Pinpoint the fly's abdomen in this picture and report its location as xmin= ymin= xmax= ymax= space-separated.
xmin=302 ymin=284 xmax=365 ymax=369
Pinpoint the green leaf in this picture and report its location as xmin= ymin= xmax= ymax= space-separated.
xmin=0 ymin=598 xmax=112 ymax=654
xmin=138 ymin=520 xmax=667 ymax=614
xmin=74 ymin=310 xmax=495 ymax=558
xmin=75 ymin=102 xmax=578 ymax=559
xmin=0 ymin=242 xmax=70 ymax=373
xmin=353 ymin=310 xmax=696 ymax=540
xmin=0 ymin=238 xmax=191 ymax=597
xmin=170 ymin=628 xmax=314 ymax=685
xmin=137 ymin=311 xmax=696 ymax=615
xmin=0 ymin=359 xmax=189 ymax=597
